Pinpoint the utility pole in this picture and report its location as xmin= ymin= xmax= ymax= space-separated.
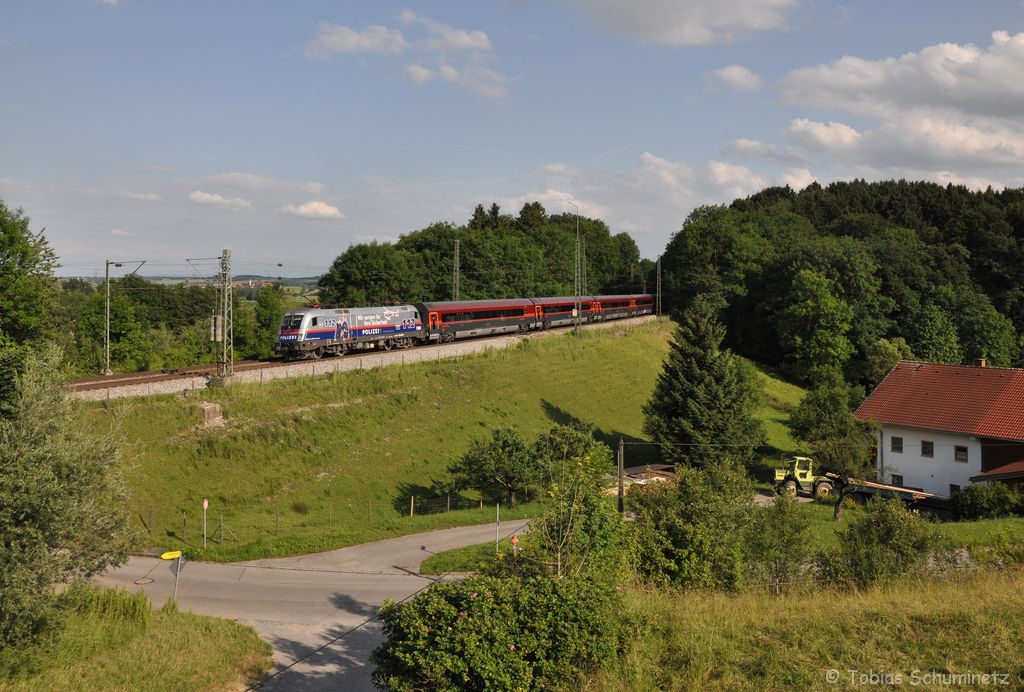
xmin=581 ymin=236 xmax=587 ymax=297
xmin=656 ymin=255 xmax=662 ymax=317
xmin=453 ymin=238 xmax=460 ymax=301
xmin=568 ymin=201 xmax=580 ymax=330
xmin=102 ymin=258 xmax=145 ymax=376
xmin=218 ymin=249 xmax=233 ymax=379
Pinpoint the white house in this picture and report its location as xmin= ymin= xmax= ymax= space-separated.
xmin=855 ymin=359 xmax=1024 ymax=497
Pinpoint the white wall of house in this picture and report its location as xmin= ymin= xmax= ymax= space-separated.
xmin=876 ymin=426 xmax=982 ymax=496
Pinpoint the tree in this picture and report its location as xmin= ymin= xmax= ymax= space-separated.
xmin=516 ymin=201 xmax=548 ymax=232
xmin=0 ymin=200 xmax=57 ymax=345
xmin=777 ymin=269 xmax=854 ymax=382
xmin=318 ymin=242 xmax=422 ymax=306
xmin=254 ymin=285 xmax=285 ymax=357
xmin=865 ymin=337 xmax=914 ymax=386
xmin=908 ymin=303 xmax=963 ymax=364
xmin=643 ymin=296 xmax=765 ymax=467
xmin=448 ymin=428 xmax=536 ymax=507
xmin=531 ymin=425 xmax=621 ymax=579
xmin=629 ymin=460 xmax=755 ymax=589
xmin=0 ymin=347 xmax=133 ymax=649
xmin=789 ymin=367 xmax=876 ymax=520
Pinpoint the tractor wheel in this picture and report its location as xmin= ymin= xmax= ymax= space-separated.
xmin=782 ymin=480 xmax=797 ymax=496
xmin=814 ymin=482 xmax=833 ymax=499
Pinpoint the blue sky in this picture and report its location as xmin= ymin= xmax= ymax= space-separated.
xmin=2 ymin=1 xmax=1023 ymax=278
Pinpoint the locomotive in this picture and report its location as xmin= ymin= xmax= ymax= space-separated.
xmin=273 ymin=294 xmax=655 ymax=359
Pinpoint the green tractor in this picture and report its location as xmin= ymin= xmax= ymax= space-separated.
xmin=773 ymin=456 xmax=834 ymax=499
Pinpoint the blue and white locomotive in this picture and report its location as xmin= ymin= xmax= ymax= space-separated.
xmin=273 ymin=305 xmax=423 ymax=359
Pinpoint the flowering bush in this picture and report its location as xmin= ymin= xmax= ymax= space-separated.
xmin=371 ymin=575 xmax=628 ymax=691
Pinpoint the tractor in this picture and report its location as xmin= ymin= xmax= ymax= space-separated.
xmin=772 ymin=456 xmax=834 ymax=499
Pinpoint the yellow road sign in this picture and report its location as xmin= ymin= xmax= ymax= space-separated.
xmin=160 ymin=550 xmax=182 ymax=560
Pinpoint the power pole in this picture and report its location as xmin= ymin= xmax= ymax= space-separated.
xmin=568 ymin=202 xmax=580 ymax=330
xmin=103 ymin=260 xmax=119 ymax=376
xmin=103 ymin=258 xmax=145 ymax=376
xmin=218 ymin=249 xmax=233 ymax=378
xmin=453 ymin=238 xmax=460 ymax=301
xmin=656 ymin=255 xmax=662 ymax=316
xmin=581 ymin=236 xmax=587 ymax=297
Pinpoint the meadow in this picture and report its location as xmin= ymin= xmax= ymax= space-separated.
xmin=0 ymin=587 xmax=271 ymax=691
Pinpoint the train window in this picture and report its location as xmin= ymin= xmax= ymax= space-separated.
xmin=311 ymin=317 xmax=318 ymax=327
xmin=286 ymin=316 xmax=303 ymax=329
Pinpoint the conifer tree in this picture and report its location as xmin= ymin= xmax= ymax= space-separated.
xmin=643 ymin=296 xmax=765 ymax=467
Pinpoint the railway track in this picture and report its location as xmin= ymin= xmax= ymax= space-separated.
xmin=70 ymin=316 xmax=657 ymax=397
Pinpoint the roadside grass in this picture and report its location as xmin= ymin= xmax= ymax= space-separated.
xmin=588 ymin=568 xmax=1024 ymax=690
xmin=83 ymin=320 xmax=805 ymax=562
xmin=419 ymin=538 xmax=518 ymax=575
xmin=0 ymin=586 xmax=271 ymax=692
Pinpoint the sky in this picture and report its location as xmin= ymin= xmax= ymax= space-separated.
xmin=2 ymin=1 xmax=1023 ymax=279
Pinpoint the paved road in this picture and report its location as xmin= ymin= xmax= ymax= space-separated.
xmin=96 ymin=519 xmax=531 ymax=690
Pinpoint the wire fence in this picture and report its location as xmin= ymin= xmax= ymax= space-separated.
xmin=133 ymin=491 xmax=537 ymax=557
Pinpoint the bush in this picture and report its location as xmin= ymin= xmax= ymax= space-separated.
xmin=371 ymin=575 xmax=629 ymax=691
xmin=817 ymin=500 xmax=951 ymax=588
xmin=745 ymin=495 xmax=815 ymax=592
xmin=629 ymin=461 xmax=755 ymax=590
xmin=953 ymin=482 xmax=1022 ymax=520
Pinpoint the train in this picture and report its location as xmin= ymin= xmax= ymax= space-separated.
xmin=273 ymin=294 xmax=656 ymax=359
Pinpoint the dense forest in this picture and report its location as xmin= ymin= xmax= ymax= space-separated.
xmin=317 ymin=202 xmax=648 ymax=305
xmin=661 ymin=180 xmax=1024 ymax=387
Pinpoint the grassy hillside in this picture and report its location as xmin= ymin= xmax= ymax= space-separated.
xmin=87 ymin=320 xmax=802 ymax=561
xmin=589 ymin=569 xmax=1024 ymax=690
xmin=1 ymin=587 xmax=271 ymax=691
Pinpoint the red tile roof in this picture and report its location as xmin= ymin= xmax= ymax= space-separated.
xmin=971 ymin=460 xmax=1024 ymax=481
xmin=855 ymin=361 xmax=1024 ymax=441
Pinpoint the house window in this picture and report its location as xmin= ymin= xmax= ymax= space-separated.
xmin=949 ymin=484 xmax=961 ymax=496
xmin=921 ymin=440 xmax=934 ymax=458
xmin=954 ymin=445 xmax=968 ymax=463
xmin=891 ymin=474 xmax=904 ymax=486
xmin=890 ymin=436 xmax=903 ymax=453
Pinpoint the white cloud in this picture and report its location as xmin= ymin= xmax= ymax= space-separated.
xmin=203 ymin=171 xmax=325 ymax=194
xmin=782 ymin=167 xmax=816 ymax=190
xmin=98 ymin=0 xmax=118 ymax=6
xmin=573 ymin=0 xmax=799 ymax=46
xmin=709 ymin=65 xmax=764 ymax=92
xmin=117 ymin=191 xmax=162 ymax=202
xmin=278 ymin=201 xmax=343 ymax=219
xmin=188 ymin=190 xmax=253 ymax=211
xmin=538 ymin=162 xmax=584 ymax=179
xmin=723 ymin=137 xmax=806 ymax=164
xmin=833 ymin=5 xmax=855 ymax=26
xmin=304 ymin=22 xmax=409 ymax=59
xmin=779 ymin=31 xmax=1024 ymax=119
xmin=110 ymin=228 xmax=132 ymax=237
xmin=408 ymin=58 xmax=513 ymax=98
xmin=400 ymin=11 xmax=492 ymax=52
xmin=405 ymin=63 xmax=435 ymax=84
xmin=784 ymin=118 xmax=862 ymax=151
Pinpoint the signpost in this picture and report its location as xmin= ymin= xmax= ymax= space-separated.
xmin=160 ymin=550 xmax=184 ymax=601
xmin=203 ymin=498 xmax=209 ymax=548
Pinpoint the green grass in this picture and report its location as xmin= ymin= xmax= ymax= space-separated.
xmin=1 ymin=587 xmax=271 ymax=691
xmin=419 ymin=538 xmax=519 ymax=575
xmin=588 ymin=568 xmax=1024 ymax=690
xmin=84 ymin=320 xmax=804 ymax=562
xmin=754 ymin=365 xmax=805 ymax=454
